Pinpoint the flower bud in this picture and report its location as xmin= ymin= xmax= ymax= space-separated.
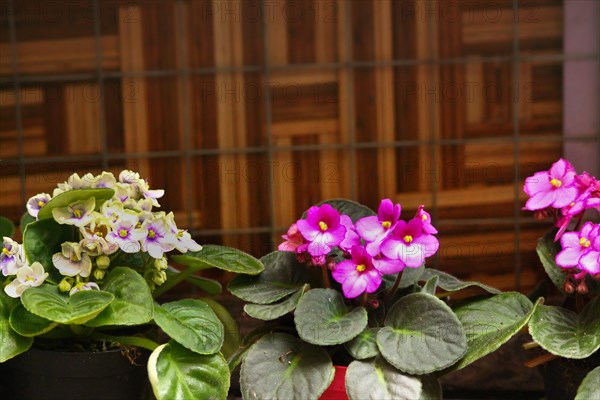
xmin=576 ymin=281 xmax=589 ymax=295
xmin=93 ymin=269 xmax=106 ymax=280
xmin=96 ymin=255 xmax=110 ymax=269
xmin=152 ymin=270 xmax=167 ymax=286
xmin=563 ymin=280 xmax=575 ymax=294
xmin=369 ymin=300 xmax=380 ymax=309
xmin=58 ymin=278 xmax=72 ymax=292
xmin=154 ymin=257 xmax=168 ymax=271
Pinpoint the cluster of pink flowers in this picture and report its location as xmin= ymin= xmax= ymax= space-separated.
xmin=279 ymin=199 xmax=439 ymax=298
xmin=524 ymin=158 xmax=600 ymax=280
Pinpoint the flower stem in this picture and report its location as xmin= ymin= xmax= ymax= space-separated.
xmin=385 ymin=271 xmax=404 ymax=304
xmin=522 ymin=341 xmax=540 ymax=350
xmin=524 ymin=353 xmax=558 ymax=368
xmin=321 ymin=264 xmax=331 ymax=289
xmin=89 ymin=332 xmax=160 ymax=352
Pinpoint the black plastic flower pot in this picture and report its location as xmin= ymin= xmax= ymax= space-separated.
xmin=1 ymin=347 xmax=150 ymax=400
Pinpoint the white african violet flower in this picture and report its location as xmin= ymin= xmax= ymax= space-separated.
xmin=140 ymin=214 xmax=176 ymax=259
xmin=138 ymin=179 xmax=164 ymax=207
xmin=52 ymin=197 xmax=96 ymax=227
xmin=119 ymin=170 xmax=141 ymax=185
xmin=166 ymin=212 xmax=202 ymax=253
xmin=0 ymin=237 xmax=25 ymax=276
xmin=91 ymin=171 xmax=117 ymax=189
xmin=113 ymin=182 xmax=136 ymax=202
xmin=52 ymin=242 xmax=92 ymax=278
xmin=4 ymin=262 xmax=48 ymax=298
xmin=102 ymin=200 xmax=124 ymax=225
xmin=137 ymin=198 xmax=154 ymax=212
xmin=66 ymin=173 xmax=93 ymax=189
xmin=69 ymin=281 xmax=100 ymax=296
xmin=106 ymin=211 xmax=146 ymax=253
xmin=26 ymin=193 xmax=52 ymax=218
xmin=80 ymin=215 xmax=119 ymax=256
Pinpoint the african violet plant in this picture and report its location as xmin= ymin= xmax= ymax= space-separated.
xmin=0 ymin=170 xmax=264 ymax=400
xmin=523 ymin=158 xmax=600 ymax=398
xmin=228 ymin=199 xmax=540 ymax=399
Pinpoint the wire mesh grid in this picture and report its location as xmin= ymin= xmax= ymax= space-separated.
xmin=1 ymin=0 xmax=599 ymax=291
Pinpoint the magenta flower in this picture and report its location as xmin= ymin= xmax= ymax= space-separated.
xmin=416 ymin=205 xmax=437 ymax=234
xmin=338 ymin=215 xmax=361 ymax=253
xmin=556 ymin=222 xmax=597 ymax=269
xmin=332 ymin=245 xmax=382 ymax=298
xmin=524 ymin=158 xmax=578 ymax=210
xmin=371 ymin=252 xmax=406 ymax=275
xmin=381 ymin=218 xmax=439 ymax=268
xmin=296 ymin=204 xmax=346 ymax=257
xmin=356 ymin=199 xmax=400 ymax=242
xmin=278 ymin=223 xmax=307 ymax=253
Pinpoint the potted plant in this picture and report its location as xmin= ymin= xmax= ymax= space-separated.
xmin=228 ymin=198 xmax=541 ymax=399
xmin=0 ymin=170 xmax=264 ymax=400
xmin=522 ymin=158 xmax=600 ymax=400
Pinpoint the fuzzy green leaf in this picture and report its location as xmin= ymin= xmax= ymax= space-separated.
xmin=294 ymin=288 xmax=368 ymax=346
xmin=240 ymin=333 xmax=334 ymax=400
xmin=171 ymin=245 xmax=264 ymax=275
xmin=377 ymin=293 xmax=467 ymax=374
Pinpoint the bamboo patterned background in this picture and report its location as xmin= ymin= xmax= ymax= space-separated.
xmin=1 ymin=0 xmax=598 ymax=293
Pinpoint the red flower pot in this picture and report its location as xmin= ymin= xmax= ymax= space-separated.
xmin=320 ymin=365 xmax=348 ymax=400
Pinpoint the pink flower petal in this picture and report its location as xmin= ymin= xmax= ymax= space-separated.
xmin=525 ymin=190 xmax=555 ymax=210
xmin=579 ymin=251 xmax=600 ymax=274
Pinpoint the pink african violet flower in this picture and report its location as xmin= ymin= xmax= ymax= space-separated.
xmin=556 ymin=222 xmax=597 ymax=268
xmin=278 ymin=223 xmax=307 ymax=253
xmin=356 ymin=199 xmax=400 ymax=242
xmin=416 ymin=205 xmax=438 ymax=234
xmin=296 ymin=204 xmax=346 ymax=257
xmin=370 ymin=252 xmax=406 ymax=275
xmin=381 ymin=218 xmax=439 ymax=268
xmin=332 ymin=245 xmax=382 ymax=298
xmin=524 ymin=158 xmax=578 ymax=210
xmin=339 ymin=215 xmax=361 ymax=253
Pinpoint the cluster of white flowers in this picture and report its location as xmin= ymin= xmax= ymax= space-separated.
xmin=2 ymin=170 xmax=202 ymax=298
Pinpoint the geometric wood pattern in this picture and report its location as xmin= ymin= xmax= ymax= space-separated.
xmin=0 ymin=0 xmax=569 ymax=292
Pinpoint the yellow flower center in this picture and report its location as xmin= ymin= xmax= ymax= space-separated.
xmin=422 ymin=214 xmax=427 ymax=221
xmin=38 ymin=200 xmax=46 ymax=207
xmin=148 ymin=229 xmax=156 ymax=239
xmin=381 ymin=221 xmax=391 ymax=229
xmin=73 ymin=209 xmax=83 ymax=218
xmin=580 ymin=237 xmax=591 ymax=248
xmin=2 ymin=248 xmax=9 ymax=256
xmin=25 ymin=276 xmax=35 ymax=282
xmin=119 ymin=229 xmax=128 ymax=238
xmin=403 ymin=235 xmax=413 ymax=243
xmin=550 ymin=178 xmax=562 ymax=188
xmin=319 ymin=221 xmax=328 ymax=231
xmin=356 ymin=264 xmax=366 ymax=272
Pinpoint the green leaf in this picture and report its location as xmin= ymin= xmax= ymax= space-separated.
xmin=448 ymin=292 xmax=539 ymax=371
xmin=316 ymin=198 xmax=376 ymax=223
xmin=420 ymin=268 xmax=500 ymax=294
xmin=346 ymin=357 xmax=423 ymax=400
xmin=154 ymin=299 xmax=224 ymax=355
xmin=575 ymin=366 xmax=600 ymax=400
xmin=295 ymin=288 xmax=368 ymax=346
xmin=171 ymin=245 xmax=264 ymax=275
xmin=536 ymin=230 xmax=567 ymax=293
xmin=9 ymin=304 xmax=57 ymax=337
xmin=201 ymin=298 xmax=241 ymax=361
xmin=37 ymin=188 xmax=115 ymax=220
xmin=240 ymin=333 xmax=334 ymax=400
xmin=86 ymin=267 xmax=153 ymax=327
xmin=529 ymin=297 xmax=600 ymax=359
xmin=244 ymin=284 xmax=307 ymax=321
xmin=20 ymin=212 xmax=36 ymax=233
xmin=184 ymin=275 xmax=222 ymax=295
xmin=421 ymin=276 xmax=439 ymax=295
xmin=400 ymin=264 xmax=426 ymax=288
xmin=228 ymin=251 xmax=309 ymax=305
xmin=345 ymin=328 xmax=380 ymax=360
xmin=377 ymin=293 xmax=467 ymax=374
xmin=148 ymin=341 xmax=230 ymax=400
xmin=0 ymin=291 xmax=32 ymax=362
xmin=22 ymin=218 xmax=77 ymax=282
xmin=20 ymin=284 xmax=114 ymax=324
xmin=0 ymin=216 xmax=15 ymax=238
